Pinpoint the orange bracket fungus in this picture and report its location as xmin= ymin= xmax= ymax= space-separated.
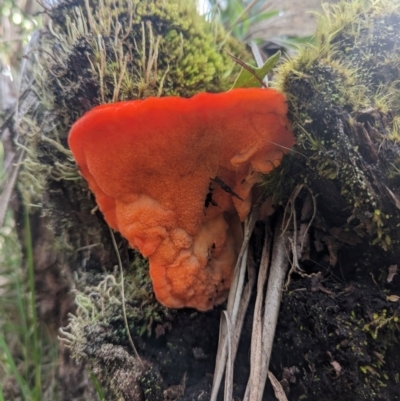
xmin=68 ymin=88 xmax=295 ymax=311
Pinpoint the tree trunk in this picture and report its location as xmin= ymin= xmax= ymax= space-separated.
xmin=7 ymin=0 xmax=400 ymax=400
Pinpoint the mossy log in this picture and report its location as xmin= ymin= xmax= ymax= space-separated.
xmin=10 ymin=0 xmax=400 ymax=400
xmin=268 ymin=1 xmax=400 ymax=400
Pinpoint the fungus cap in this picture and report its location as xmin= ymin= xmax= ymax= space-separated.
xmin=68 ymin=88 xmax=294 ymax=311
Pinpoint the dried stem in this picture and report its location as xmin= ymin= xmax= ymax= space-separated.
xmin=210 ymin=207 xmax=258 ymax=401
xmin=244 ymin=214 xmax=289 ymax=401
xmin=212 ymin=208 xmax=290 ymax=401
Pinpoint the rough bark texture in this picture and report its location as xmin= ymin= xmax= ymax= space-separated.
xmin=8 ymin=0 xmax=400 ymax=400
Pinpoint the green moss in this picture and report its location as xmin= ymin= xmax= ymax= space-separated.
xmin=272 ymin=0 xmax=400 ymax=251
xmin=16 ymin=7 xmax=248 ymax=398
xmin=18 ymin=0 xmax=248 ymax=206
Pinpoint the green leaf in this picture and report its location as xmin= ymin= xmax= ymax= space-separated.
xmin=247 ymin=10 xmax=280 ymax=26
xmin=231 ymin=50 xmax=281 ymax=89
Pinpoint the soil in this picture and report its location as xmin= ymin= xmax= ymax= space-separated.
xmin=121 ymin=220 xmax=400 ymax=401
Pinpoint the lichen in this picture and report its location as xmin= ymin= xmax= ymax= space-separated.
xmin=60 ymin=254 xmax=173 ymax=398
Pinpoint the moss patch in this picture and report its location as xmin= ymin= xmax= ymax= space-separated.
xmin=271 ymin=0 xmax=400 ymax=251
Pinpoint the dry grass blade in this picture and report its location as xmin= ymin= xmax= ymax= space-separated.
xmin=232 ymin=259 xmax=256 ymax=357
xmin=228 ymin=0 xmax=260 ymax=31
xmin=0 ymin=149 xmax=24 ymax=229
xmin=250 ymin=41 xmax=269 ymax=86
xmin=268 ymin=370 xmax=289 ymax=401
xmin=109 ymin=228 xmax=143 ymax=365
xmin=225 ymin=252 xmax=256 ymax=401
xmin=210 ymin=207 xmax=258 ymax=401
xmin=250 ymin=41 xmax=264 ymax=68
xmin=244 ymin=227 xmax=271 ymax=400
xmin=243 ymin=212 xmax=289 ymax=401
xmin=1 ymin=32 xmax=42 ymax=228
xmin=258 ymin=215 xmax=288 ymax=398
xmin=222 ymin=311 xmax=233 ymax=399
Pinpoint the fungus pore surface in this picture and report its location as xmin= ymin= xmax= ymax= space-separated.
xmin=68 ymin=88 xmax=294 ymax=311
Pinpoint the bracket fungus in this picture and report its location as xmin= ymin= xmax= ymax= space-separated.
xmin=68 ymin=88 xmax=294 ymax=311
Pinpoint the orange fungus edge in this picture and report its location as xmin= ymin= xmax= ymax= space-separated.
xmin=68 ymin=88 xmax=295 ymax=311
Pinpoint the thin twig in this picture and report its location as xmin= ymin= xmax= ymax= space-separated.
xmin=283 ymin=184 xmax=316 ymax=288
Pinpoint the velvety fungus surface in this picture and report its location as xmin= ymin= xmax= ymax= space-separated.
xmin=68 ymin=88 xmax=294 ymax=310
